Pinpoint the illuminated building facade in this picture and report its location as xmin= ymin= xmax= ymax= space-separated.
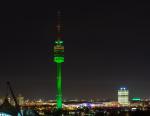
xmin=53 ymin=11 xmax=64 ymax=109
xmin=118 ymin=87 xmax=129 ymax=106
xmin=17 ymin=94 xmax=24 ymax=106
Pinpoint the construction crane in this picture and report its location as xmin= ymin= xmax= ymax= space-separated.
xmin=6 ymin=81 xmax=23 ymax=116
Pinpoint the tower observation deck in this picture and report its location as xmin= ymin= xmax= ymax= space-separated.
xmin=53 ymin=11 xmax=64 ymax=109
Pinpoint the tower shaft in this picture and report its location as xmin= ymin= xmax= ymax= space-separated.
xmin=56 ymin=63 xmax=62 ymax=109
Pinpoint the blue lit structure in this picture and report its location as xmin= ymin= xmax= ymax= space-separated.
xmin=0 ymin=113 xmax=11 ymax=116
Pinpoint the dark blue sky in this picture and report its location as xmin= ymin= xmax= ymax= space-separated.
xmin=0 ymin=1 xmax=150 ymax=100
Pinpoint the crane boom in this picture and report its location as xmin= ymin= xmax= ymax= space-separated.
xmin=6 ymin=81 xmax=23 ymax=116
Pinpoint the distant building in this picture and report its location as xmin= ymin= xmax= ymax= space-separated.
xmin=0 ymin=97 xmax=5 ymax=105
xmin=17 ymin=94 xmax=24 ymax=106
xmin=118 ymin=87 xmax=129 ymax=106
xmin=130 ymin=97 xmax=143 ymax=108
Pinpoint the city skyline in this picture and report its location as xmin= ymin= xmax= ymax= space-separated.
xmin=0 ymin=1 xmax=150 ymax=100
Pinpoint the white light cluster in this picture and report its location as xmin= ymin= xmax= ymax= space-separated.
xmin=120 ymin=87 xmax=126 ymax=90
xmin=0 ymin=113 xmax=11 ymax=116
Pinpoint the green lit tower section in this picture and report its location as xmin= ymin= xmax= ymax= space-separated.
xmin=54 ymin=11 xmax=64 ymax=109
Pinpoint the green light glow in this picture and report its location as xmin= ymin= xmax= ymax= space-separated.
xmin=56 ymin=63 xmax=62 ymax=109
xmin=132 ymin=98 xmax=141 ymax=101
xmin=55 ymin=40 xmax=63 ymax=44
xmin=54 ymin=39 xmax=64 ymax=109
xmin=54 ymin=57 xmax=64 ymax=63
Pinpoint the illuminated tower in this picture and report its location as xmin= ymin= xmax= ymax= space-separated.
xmin=118 ymin=87 xmax=129 ymax=106
xmin=54 ymin=11 xmax=64 ymax=109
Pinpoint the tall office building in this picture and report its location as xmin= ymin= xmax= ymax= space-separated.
xmin=118 ymin=87 xmax=129 ymax=106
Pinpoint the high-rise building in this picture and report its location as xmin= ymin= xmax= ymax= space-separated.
xmin=118 ymin=87 xmax=129 ymax=106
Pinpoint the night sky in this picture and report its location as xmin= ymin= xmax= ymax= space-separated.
xmin=0 ymin=1 xmax=150 ymax=100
